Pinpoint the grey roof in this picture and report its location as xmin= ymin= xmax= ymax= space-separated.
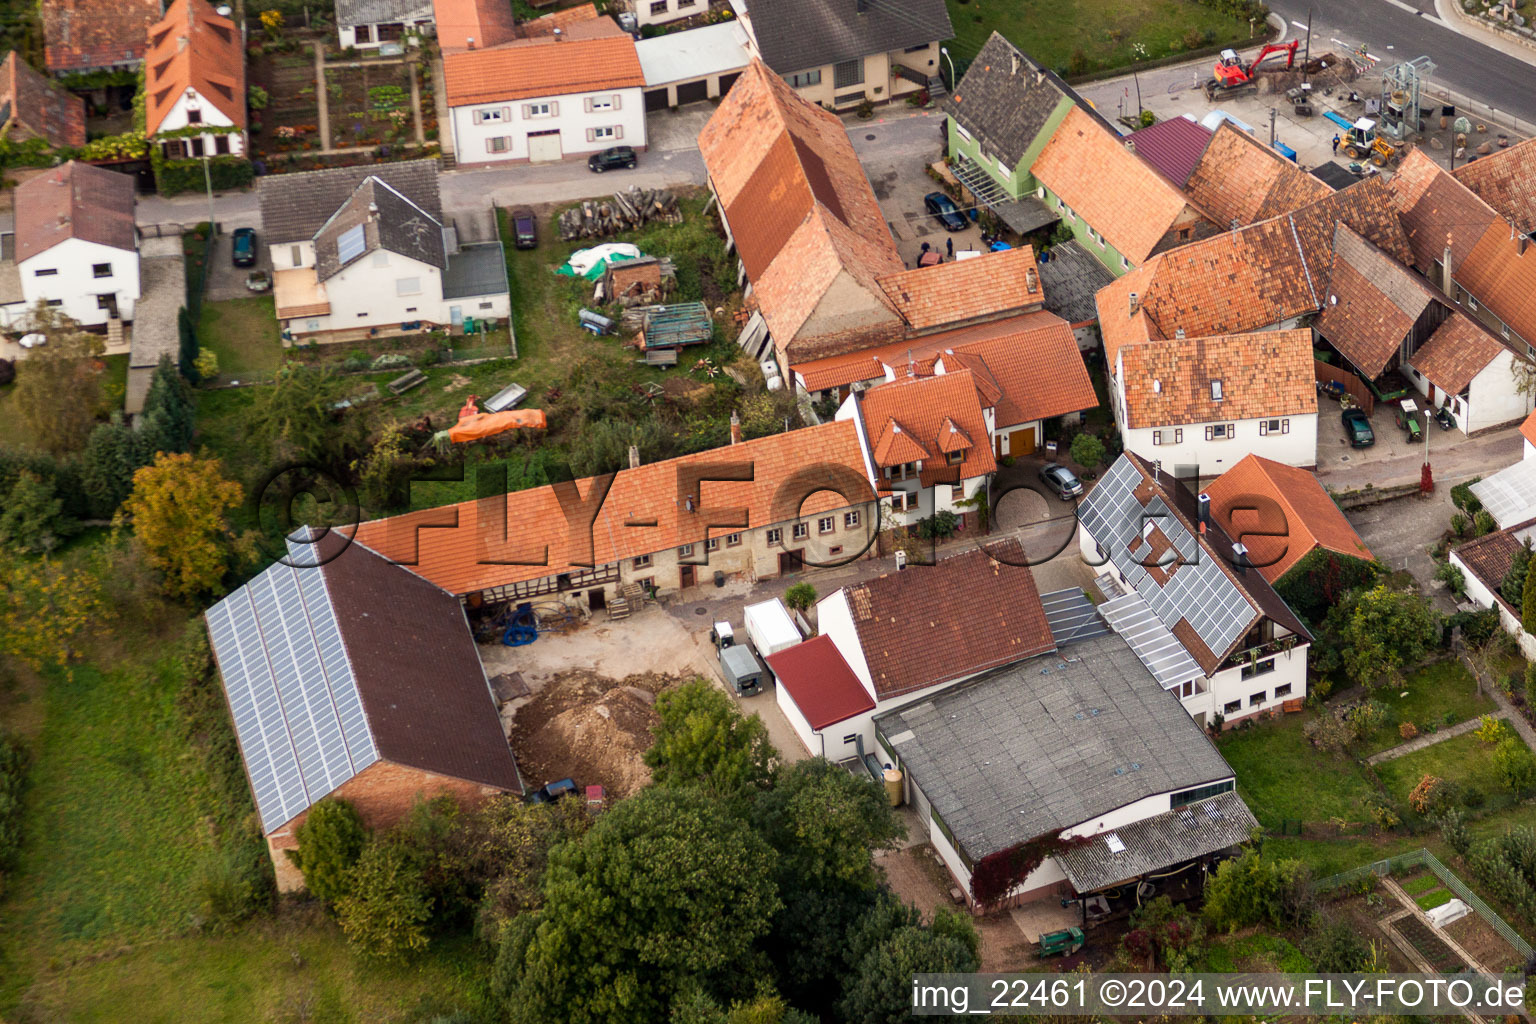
xmin=315 ymin=176 xmax=446 ymax=282
xmin=257 ymin=158 xmax=441 ymax=244
xmin=745 ymin=0 xmax=952 ymax=76
xmin=1038 ymin=240 xmax=1114 ymax=325
xmin=942 ymin=33 xmax=1114 ymax=167
xmin=126 ymin=241 xmax=188 ymax=414
xmin=442 ymin=240 xmax=510 ymax=300
xmin=875 ymin=633 xmax=1236 ymax=861
xmin=1039 ymin=587 xmax=1109 ymax=647
xmin=1473 ymin=460 xmax=1536 ymax=529
xmin=1055 ymin=789 xmax=1257 ymax=892
xmin=334 ymin=0 xmax=432 ymax=28
xmin=948 ymin=155 xmax=1058 ymax=234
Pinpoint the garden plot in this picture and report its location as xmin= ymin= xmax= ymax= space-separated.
xmin=326 ymin=62 xmax=416 ymax=149
xmin=251 ymin=52 xmax=321 ymax=156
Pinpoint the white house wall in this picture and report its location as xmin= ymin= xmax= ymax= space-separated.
xmin=449 ymin=87 xmax=646 ymax=165
xmin=1468 ymin=352 xmax=1533 ymax=434
xmin=1196 ymin=647 xmax=1307 ymax=723
xmin=309 ymin=250 xmax=445 ymax=330
xmin=19 ymin=237 xmax=139 ymax=327
xmin=270 ymin=240 xmax=317 ymax=271
xmin=1452 ymin=549 xmax=1536 ymax=661
xmin=775 ymin=682 xmax=823 ymax=757
xmin=1120 ymin=417 xmax=1318 ymax=478
xmin=157 ymin=91 xmax=244 ymax=155
xmin=635 ymin=0 xmax=708 ymax=26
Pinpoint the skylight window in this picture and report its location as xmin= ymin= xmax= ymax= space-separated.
xmin=1105 ymin=833 xmax=1126 ymax=854
xmin=337 ymin=224 xmax=366 ymax=265
xmin=1210 ymin=380 xmax=1223 ymax=400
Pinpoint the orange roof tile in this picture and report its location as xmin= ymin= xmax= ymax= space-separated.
xmin=353 ymin=421 xmax=873 ymax=596
xmin=1117 ymin=329 xmax=1316 ymax=430
xmin=936 ymin=417 xmax=973 ymax=453
xmin=876 ymin=246 xmax=1043 ymax=331
xmin=1522 ymin=410 xmax=1536 ymax=449
xmin=0 ymin=52 xmax=85 ymax=148
xmin=1315 ymin=224 xmax=1441 ymax=379
xmin=42 ymin=0 xmax=158 ymax=73
xmin=699 ymin=62 xmax=902 ymax=354
xmin=1453 ymin=135 xmax=1536 ymax=234
xmin=441 ymin=16 xmax=642 ymax=106
xmin=937 ymin=319 xmax=1098 ymax=426
xmin=1203 ymin=454 xmax=1373 ymax=582
xmin=1184 ymin=122 xmax=1332 ymax=228
xmin=857 ymin=370 xmax=997 ymax=479
xmin=1389 ymin=148 xmax=1503 ymax=273
xmin=1409 ymin=313 xmax=1511 ymax=397
xmin=1032 ymin=105 xmax=1212 ymax=264
xmin=432 ymin=0 xmax=520 ymax=50
xmin=144 ymin=0 xmax=245 ymax=136
xmin=1456 ymin=219 xmax=1536 ymax=344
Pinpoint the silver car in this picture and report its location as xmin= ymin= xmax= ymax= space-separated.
xmin=1039 ymin=463 xmax=1084 ymax=500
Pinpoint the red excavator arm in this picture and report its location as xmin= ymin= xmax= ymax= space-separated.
xmin=1247 ymin=39 xmax=1299 ymax=74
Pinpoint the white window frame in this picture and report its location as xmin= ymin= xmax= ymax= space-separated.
xmin=1210 ymin=379 xmax=1223 ymax=401
xmin=678 ymin=543 xmax=694 ymax=557
xmin=792 ymin=522 xmax=809 ymax=540
xmin=765 ymin=527 xmax=782 ymax=545
xmin=525 ymin=101 xmax=553 ymax=118
xmin=843 ymin=510 xmax=860 ymax=529
xmin=817 ymin=516 xmax=835 ymax=535
xmin=395 ymin=277 xmax=422 ymax=296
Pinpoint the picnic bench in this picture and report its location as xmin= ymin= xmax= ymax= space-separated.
xmin=388 ymin=368 xmax=428 ymax=395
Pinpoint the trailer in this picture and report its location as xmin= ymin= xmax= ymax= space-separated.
xmin=720 ymin=643 xmax=767 ymax=696
xmin=743 ymin=599 xmax=801 ymax=659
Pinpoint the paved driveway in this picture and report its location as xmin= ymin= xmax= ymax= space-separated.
xmin=854 ymin=109 xmax=991 ymax=266
xmin=205 ymin=225 xmax=271 ymax=303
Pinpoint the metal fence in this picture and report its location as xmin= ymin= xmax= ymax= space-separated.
xmin=1313 ymin=848 xmax=1533 ymax=960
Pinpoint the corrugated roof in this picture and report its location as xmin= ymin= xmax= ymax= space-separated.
xmin=766 ymin=634 xmax=874 ymax=731
xmin=336 ymin=0 xmax=432 ymax=29
xmin=1056 ymin=789 xmax=1256 ymax=892
xmin=1124 ymin=116 xmax=1212 ymax=187
xmin=442 ymin=240 xmax=509 ymax=299
xmin=1037 ymin=240 xmax=1114 ymax=326
xmin=1472 ymin=461 xmax=1536 ymax=530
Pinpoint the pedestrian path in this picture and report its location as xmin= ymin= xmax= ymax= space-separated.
xmin=1365 ymin=710 xmax=1502 ymax=764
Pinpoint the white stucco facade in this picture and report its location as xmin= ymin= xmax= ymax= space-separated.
xmin=1407 ymin=347 xmax=1534 ymax=436
xmin=279 ymin=247 xmax=510 ymax=339
xmin=1452 ymin=538 xmax=1536 ymax=663
xmin=338 ymin=8 xmax=432 ymax=49
xmin=14 ymin=237 xmax=139 ymax=327
xmin=1118 ymin=415 xmax=1319 ymax=479
xmin=633 ymin=0 xmax=707 ymax=27
xmin=449 ymin=87 xmax=646 ymax=165
xmin=153 ymin=91 xmax=244 ymax=159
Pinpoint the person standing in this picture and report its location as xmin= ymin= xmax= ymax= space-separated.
xmin=946 ymin=236 xmax=954 ymax=258
xmin=1332 ymin=133 xmax=1340 ymax=154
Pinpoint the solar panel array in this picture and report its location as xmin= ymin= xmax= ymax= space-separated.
xmin=205 ymin=550 xmax=377 ymax=833
xmin=1098 ymin=591 xmax=1202 ymax=689
xmin=1079 ymin=458 xmax=1255 ymax=666
xmin=336 ymin=224 xmax=366 ymax=266
xmin=1471 ymin=461 xmax=1536 ymax=529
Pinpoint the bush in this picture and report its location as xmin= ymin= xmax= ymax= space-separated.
xmin=1475 ymin=509 xmax=1498 ymax=536
xmin=1304 ymin=917 xmax=1374 ymax=973
xmin=156 ymin=155 xmax=253 ymax=195
xmin=414 ymin=348 xmax=442 ymax=367
xmin=1462 ymin=784 xmax=1485 ymax=809
xmin=1525 ymin=662 xmax=1536 ymax=706
xmin=1436 ymin=561 xmax=1466 ymax=597
xmin=1409 ymin=774 xmax=1454 ymax=815
xmin=0 ymin=358 xmax=13 ymax=386
xmin=1451 ymin=512 xmax=1469 ymax=537
xmin=1304 ymin=714 xmax=1352 ymax=754
xmin=917 ymin=510 xmax=958 ymax=540
xmin=1445 ymin=608 xmax=1499 ymax=648
xmin=1475 ymin=714 xmax=1509 ymax=746
xmin=0 ymin=731 xmax=28 ymax=879
xmin=1440 ymin=808 xmax=1472 ymax=856
xmin=1400 ymin=721 xmax=1419 ymax=740
xmin=1451 ymin=479 xmax=1483 ymax=515
xmin=1495 ymin=737 xmax=1536 ymax=794
xmin=1346 ymin=699 xmax=1391 ymax=740
xmin=193 ymin=844 xmax=271 ymax=930
xmin=335 ymin=838 xmax=432 ymax=959
xmin=288 ymin=798 xmax=368 ymax=904
xmin=1364 ymin=795 xmax=1401 ymax=831
xmin=783 ymin=582 xmax=816 ymax=614
xmin=1069 ymin=432 xmax=1106 ymax=469
xmin=1203 ymin=849 xmax=1314 ymax=932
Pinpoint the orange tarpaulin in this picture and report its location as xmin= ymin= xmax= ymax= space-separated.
xmin=448 ymin=409 xmax=547 ymax=442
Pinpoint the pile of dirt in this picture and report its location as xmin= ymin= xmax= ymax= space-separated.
xmin=509 ymin=669 xmax=685 ymax=798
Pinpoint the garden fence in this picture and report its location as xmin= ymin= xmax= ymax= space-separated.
xmin=1313 ymin=847 xmax=1533 ymax=960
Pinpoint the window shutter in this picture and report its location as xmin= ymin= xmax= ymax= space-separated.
xmin=549 ymin=100 xmax=559 ymax=116
xmin=1153 ymin=430 xmax=1161 ymax=445
xmin=502 ymin=107 xmax=510 ymax=121
xmin=521 ymin=103 xmax=532 ymax=118
xmin=1259 ymin=421 xmax=1267 ymax=436
xmin=1205 ymin=426 xmax=1213 ymax=441
xmin=1282 ymin=419 xmax=1289 ymax=434
xmin=614 ymin=125 xmax=623 ymax=140
xmin=611 ymin=93 xmax=622 ymax=110
xmin=485 ymin=137 xmax=494 ymax=153
xmin=1175 ymin=429 xmax=1183 ymax=443
xmin=584 ymin=97 xmax=594 ymax=113
xmin=1228 ymin=422 xmax=1236 ymax=436
xmin=473 ymin=109 xmax=483 ymax=124
xmin=586 ymin=127 xmax=596 ymax=142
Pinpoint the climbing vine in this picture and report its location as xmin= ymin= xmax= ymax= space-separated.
xmin=970 ymin=831 xmax=1091 ymax=907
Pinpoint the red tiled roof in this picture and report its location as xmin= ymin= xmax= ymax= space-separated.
xmin=1118 ymin=329 xmax=1316 ymax=430
xmin=1409 ymin=313 xmax=1510 ymax=397
xmin=936 ymin=317 xmax=1098 ymax=426
xmin=1453 ymin=136 xmax=1536 ymax=234
xmin=441 ymin=13 xmax=642 ymax=106
xmin=144 ymin=0 xmax=246 ymax=136
xmin=876 ymin=246 xmax=1042 ymax=331
xmin=1315 ymin=224 xmax=1441 ymax=379
xmin=1203 ymin=454 xmax=1373 ymax=583
xmin=433 ymin=0 xmax=520 ymax=50
xmin=1521 ymin=409 xmax=1536 ymax=448
xmin=42 ymin=0 xmax=159 ymax=73
xmin=1456 ymin=219 xmax=1536 ymax=344
xmin=838 ymin=538 xmax=1055 ymax=699
xmin=857 ymin=369 xmax=997 ymax=479
xmin=1453 ymin=517 xmax=1536 ymax=617
xmin=766 ymin=634 xmax=874 ymax=730
xmin=1389 ymin=148 xmax=1503 ymax=273
xmin=14 ymin=160 xmax=135 ymax=262
xmin=1184 ymin=122 xmax=1332 ymax=227
xmin=0 ymin=52 xmax=85 ymax=148
xmin=1123 ymin=115 xmax=1212 ymax=187
xmin=353 ymin=421 xmax=873 ymax=597
xmin=1032 ymin=105 xmax=1212 ymax=264
xmin=699 ymin=61 xmax=902 ymax=353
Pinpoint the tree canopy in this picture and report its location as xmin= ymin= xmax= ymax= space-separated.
xmin=116 ymin=452 xmax=247 ymax=598
xmin=10 ymin=310 xmax=105 ymax=454
xmin=289 ymin=798 xmax=368 ymax=905
xmin=1330 ymin=586 xmax=1441 ymax=689
xmin=644 ymin=679 xmax=778 ymax=794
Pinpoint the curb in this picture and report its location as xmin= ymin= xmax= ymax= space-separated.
xmin=1435 ymin=0 xmax=1536 ymax=63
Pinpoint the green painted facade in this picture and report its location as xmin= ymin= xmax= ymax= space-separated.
xmin=944 ymin=95 xmax=1074 ymax=200
xmin=1038 ymin=184 xmax=1132 ymax=278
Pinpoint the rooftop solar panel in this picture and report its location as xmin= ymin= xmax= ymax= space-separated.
xmin=336 ymin=224 xmax=366 ymax=266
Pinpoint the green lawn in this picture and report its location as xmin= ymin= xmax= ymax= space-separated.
xmin=942 ymin=0 xmax=1256 ymax=74
xmin=1374 ymin=732 xmax=1516 ymax=803
xmin=1358 ymin=660 xmax=1495 ymax=755
xmin=1217 ymin=714 xmax=1379 ymax=828
xmin=198 ymin=297 xmax=284 ymax=377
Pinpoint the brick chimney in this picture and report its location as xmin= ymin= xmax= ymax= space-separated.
xmin=730 ymin=411 xmax=742 ymax=444
xmin=1128 ymin=292 xmax=1140 ymax=316
xmin=628 ymin=444 xmax=640 ymax=469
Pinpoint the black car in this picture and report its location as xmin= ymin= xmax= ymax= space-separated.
xmin=587 ymin=146 xmax=637 ymax=173
xmin=511 ymin=207 xmax=537 ymax=249
xmin=924 ymin=191 xmax=967 ymax=231
xmin=526 ymin=778 xmax=578 ymax=804
xmin=231 ymin=227 xmax=257 ymax=267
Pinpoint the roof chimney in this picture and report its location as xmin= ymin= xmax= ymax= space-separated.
xmin=730 ymin=410 xmax=742 ymax=445
xmin=1197 ymin=492 xmax=1210 ymax=535
xmin=552 ymin=27 xmax=563 ymax=40
xmin=1025 ymin=267 xmax=1038 ymax=293
xmin=1125 ymin=139 xmax=1135 ymax=153
xmin=1443 ymin=232 xmax=1453 ymax=286
xmin=1128 ymin=291 xmax=1140 ymax=316
xmin=1175 ymin=327 xmax=1185 ymax=340
xmin=1232 ymin=542 xmax=1250 ymax=573
xmin=1011 ymin=52 xmax=1019 ymax=75
xmin=467 ymin=35 xmax=475 ymax=48
xmin=628 ymin=444 xmax=640 ymax=469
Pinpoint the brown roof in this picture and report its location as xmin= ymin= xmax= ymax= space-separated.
xmin=876 ymin=245 xmax=1043 ymax=331
xmin=1032 ymin=105 xmax=1212 ymax=265
xmin=144 ymin=0 xmax=246 ymax=136
xmin=42 ymin=0 xmax=159 ymax=73
xmin=354 ymin=421 xmax=873 ymax=597
xmin=1454 ymin=136 xmax=1536 ymax=234
xmin=837 ymin=538 xmax=1056 ymax=699
xmin=1203 ymin=454 xmax=1373 ymax=583
xmin=1456 ymin=219 xmax=1536 ymax=344
xmin=0 ymin=52 xmax=85 ymax=147
xmin=1409 ymin=312 xmax=1511 ymax=397
xmin=1453 ymin=518 xmax=1536 ymax=616
xmin=1390 ymin=148 xmax=1503 ymax=273
xmin=14 ymin=161 xmax=135 ymax=262
xmin=1118 ymin=328 xmax=1316 ymax=430
xmin=857 ymin=369 xmax=998 ymax=480
xmin=441 ymin=12 xmax=642 ymax=106
xmin=698 ymin=61 xmax=902 ymax=350
xmin=1183 ymin=123 xmax=1332 ymax=228
xmin=1315 ymin=224 xmax=1441 ymax=378
xmin=432 ymin=0 xmax=520 ymax=50
xmin=1288 ymin=176 xmax=1413 ymax=289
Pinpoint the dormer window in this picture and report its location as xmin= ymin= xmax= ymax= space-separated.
xmin=1210 ymin=380 xmax=1223 ymax=401
xmin=946 ymin=451 xmax=963 ymax=466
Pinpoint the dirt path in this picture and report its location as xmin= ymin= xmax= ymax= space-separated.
xmin=1365 ymin=710 xmax=1506 ymax=764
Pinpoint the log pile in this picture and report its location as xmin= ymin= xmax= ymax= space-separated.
xmin=558 ymin=187 xmax=683 ymax=240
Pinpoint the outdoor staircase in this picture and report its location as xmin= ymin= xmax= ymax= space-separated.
xmin=607 ymin=581 xmax=647 ymax=621
xmin=926 ymin=74 xmax=947 ymax=100
xmin=106 ymin=316 xmax=124 ymax=347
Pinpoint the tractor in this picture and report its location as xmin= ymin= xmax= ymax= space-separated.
xmin=1205 ymin=39 xmax=1299 ymax=96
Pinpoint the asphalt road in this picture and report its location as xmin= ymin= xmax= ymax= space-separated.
xmin=1269 ymin=0 xmax=1536 ymax=119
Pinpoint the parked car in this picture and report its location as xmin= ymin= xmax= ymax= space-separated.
xmin=511 ymin=208 xmax=537 ymax=249
xmin=231 ymin=227 xmax=257 ymax=267
xmin=588 ymin=146 xmax=637 ymax=173
xmin=17 ymin=333 xmax=45 ymax=349
xmin=924 ymin=191 xmax=968 ymax=232
xmin=526 ymin=778 xmax=579 ymax=804
xmin=1038 ymin=462 xmax=1084 ymax=500
xmin=1342 ymin=407 xmax=1375 ymax=447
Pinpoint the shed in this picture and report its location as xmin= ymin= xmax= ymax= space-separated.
xmin=642 ymin=302 xmax=712 ymax=350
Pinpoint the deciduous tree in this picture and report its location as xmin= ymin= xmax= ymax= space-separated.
xmin=0 ymin=553 xmax=105 ymax=669
xmin=1337 ymin=586 xmax=1441 ymax=689
xmin=10 ymin=309 xmax=104 ymax=454
xmin=116 ymin=452 xmax=246 ymax=598
xmin=645 ymin=679 xmax=777 ymax=794
xmin=335 ymin=836 xmax=432 ymax=958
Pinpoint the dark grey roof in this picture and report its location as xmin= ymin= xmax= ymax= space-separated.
xmin=746 ymin=0 xmax=952 ymax=76
xmin=942 ymin=33 xmax=1112 ymax=167
xmin=875 ymin=633 xmax=1236 ymax=861
xmin=257 ymin=158 xmax=441 ymax=244
xmin=334 ymin=0 xmax=432 ymax=27
xmin=315 ymin=177 xmax=446 ymax=282
xmin=442 ymin=240 xmax=510 ymax=300
xmin=1310 ymin=161 xmax=1359 ymax=191
xmin=1055 ymin=789 xmax=1257 ymax=892
xmin=1038 ymin=240 xmax=1114 ymax=325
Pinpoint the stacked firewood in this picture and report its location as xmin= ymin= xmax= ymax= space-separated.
xmin=557 ymin=187 xmax=683 ymax=240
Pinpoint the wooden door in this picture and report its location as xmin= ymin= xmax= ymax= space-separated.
xmin=679 ymin=564 xmax=695 ymax=589
xmin=778 ymin=550 xmax=803 ymax=575
xmin=1014 ymin=426 xmax=1037 ymax=456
